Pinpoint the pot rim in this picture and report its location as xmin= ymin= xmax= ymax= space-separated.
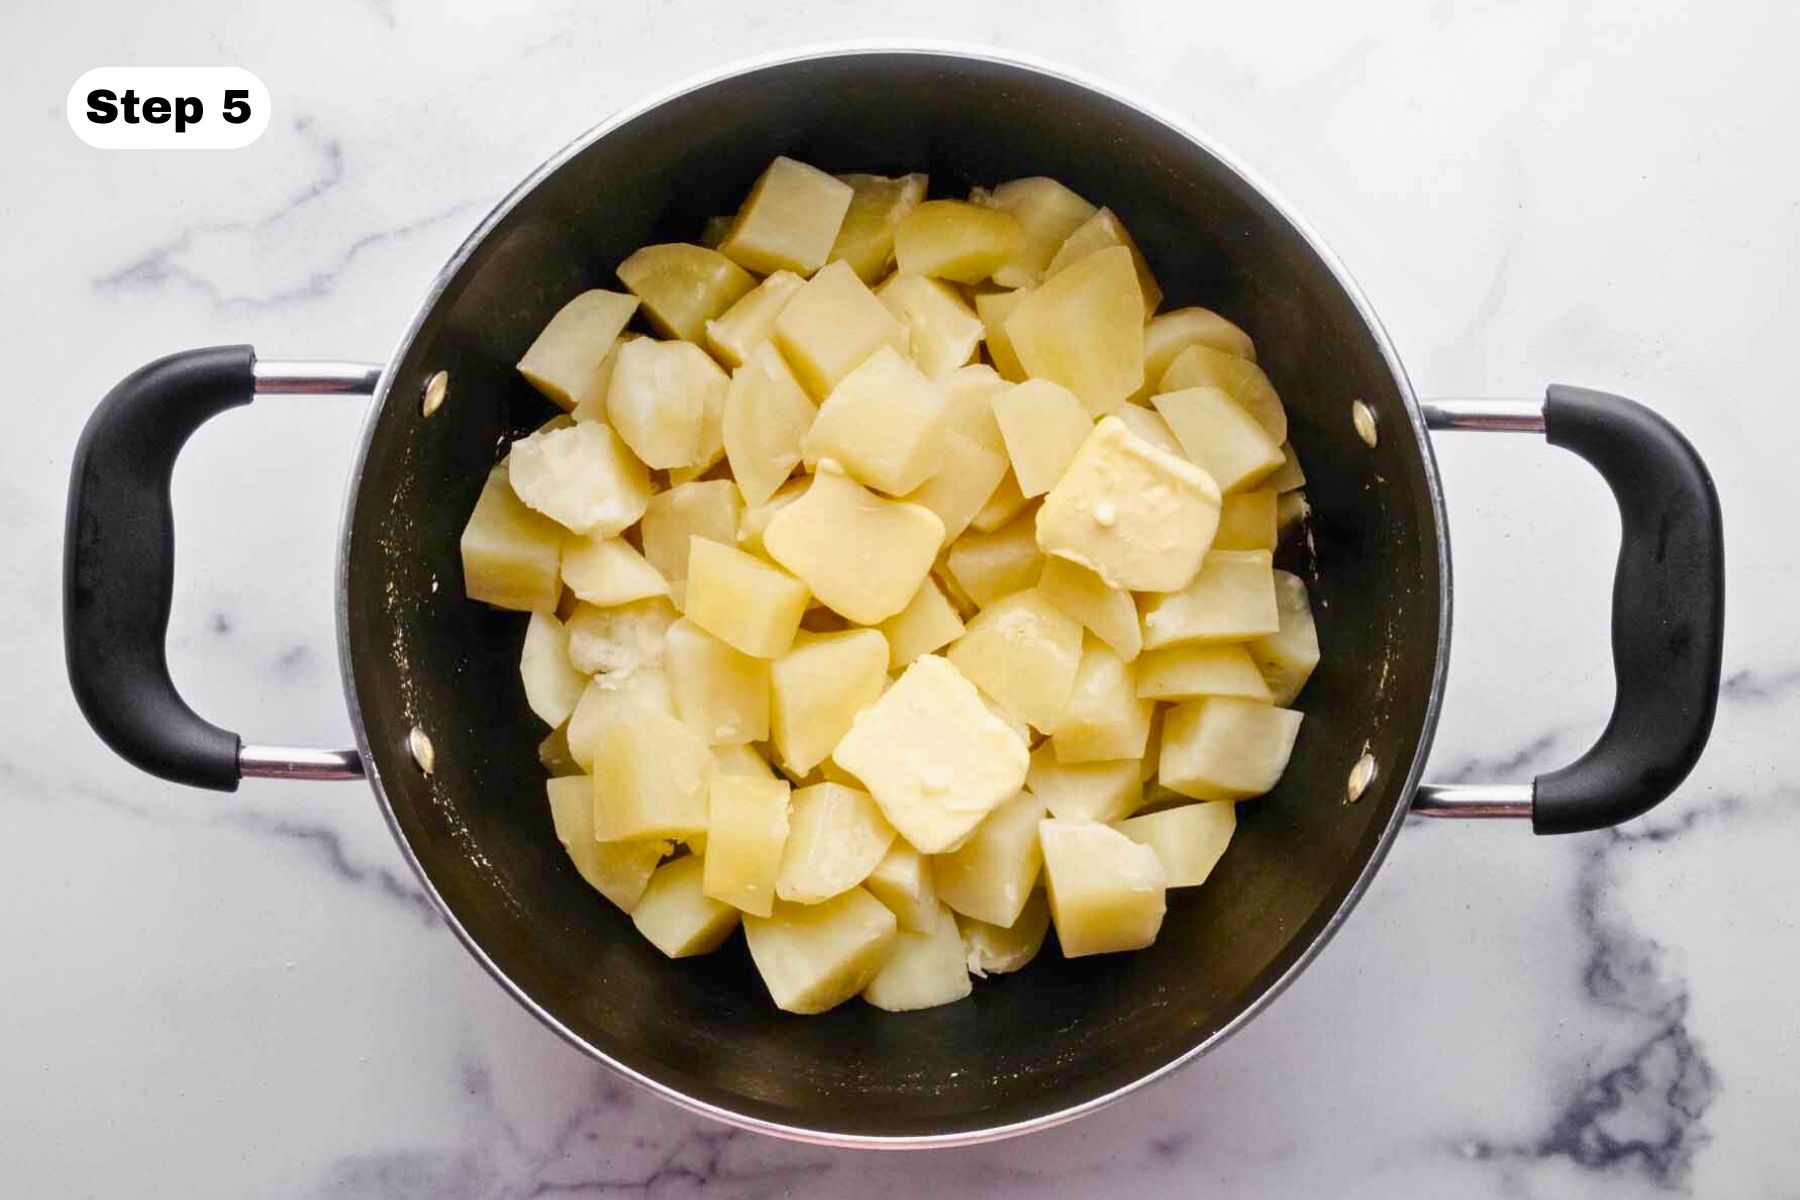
xmin=335 ymin=40 xmax=1452 ymax=1149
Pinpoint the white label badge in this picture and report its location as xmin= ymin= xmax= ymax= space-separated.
xmin=67 ymin=67 xmax=270 ymax=150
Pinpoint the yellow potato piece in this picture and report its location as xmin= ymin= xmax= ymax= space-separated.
xmin=569 ymin=333 xmax=641 ymax=424
xmin=940 ymin=363 xmax=1011 ymax=451
xmin=606 ymin=338 xmax=729 ymax=470
xmin=744 ymin=888 xmax=898 ymax=1014
xmin=722 ymin=343 xmax=816 ymax=507
xmin=984 ymin=177 xmax=1097 ymax=290
xmin=946 ymin=511 xmax=1045 ymax=610
xmin=1133 ymin=306 xmax=1256 ymax=403
xmin=769 ymin=628 xmax=889 ymax=775
xmin=1113 ymin=802 xmax=1236 ymax=888
xmin=1039 ymin=818 xmax=1167 ymax=958
xmin=1050 ymin=642 xmax=1154 ymax=764
xmin=663 ymin=618 xmax=770 ymax=745
xmin=640 ymin=479 xmax=743 ymax=585
xmin=1140 ymin=550 xmax=1279 ymax=649
xmin=945 ymin=589 xmax=1083 ymax=734
xmin=801 ymin=345 xmax=949 ymax=496
xmin=507 ymin=421 xmax=654 ymax=537
xmin=633 ymin=856 xmax=740 ymax=957
xmin=520 ymin=612 xmax=586 ymax=727
xmin=702 ymin=771 xmax=790 ymax=917
xmin=561 ymin=535 xmax=669 ymax=607
xmin=776 ymin=782 xmax=896 ymax=904
xmin=1025 ymin=743 xmax=1142 ymax=822
xmin=904 ymin=429 xmax=1009 ymax=544
xmin=1212 ymin=489 xmax=1278 ymax=552
xmin=735 ymin=477 xmax=807 ymax=558
xmin=991 ymin=379 xmax=1094 ymax=498
xmin=878 ymin=273 xmax=985 ymax=377
xmin=1159 ymin=696 xmax=1303 ymax=801
xmin=969 ymin=469 xmax=1030 ymax=534
xmin=719 ymin=157 xmax=854 ymax=276
xmin=894 ymin=199 xmax=1025 ymax=284
xmin=565 ymin=666 xmax=675 ymax=771
xmin=1037 ymin=556 xmax=1141 ymax=662
xmin=705 ymin=270 xmax=804 ymax=369
xmin=683 ymin=538 xmax=809 ymax=659
xmin=1248 ymin=570 xmax=1321 ymax=706
xmin=1005 ymin=246 xmax=1144 ymax=417
xmin=933 ymin=790 xmax=1046 ymax=927
xmin=563 ymin=596 xmax=677 ymax=676
xmin=829 ymin=172 xmax=927 ymax=282
xmin=1158 ymin=344 xmax=1287 ymax=443
xmin=958 ymin=890 xmax=1050 ymax=976
xmin=774 ymin=260 xmax=906 ymax=398
xmin=713 ymin=742 xmax=776 ymax=780
xmin=1111 ymin=401 xmax=1184 ymax=456
xmin=517 ymin=289 xmax=639 ymax=411
xmin=590 ymin=709 xmax=712 ymax=842
xmin=1267 ymin=441 xmax=1306 ymax=492
xmin=975 ymin=289 xmax=1032 ymax=382
xmin=863 ymin=842 xmax=939 ymax=933
xmin=617 ymin=243 xmax=756 ymax=343
xmin=1152 ymin=386 xmax=1285 ymax=494
xmin=862 ymin=901 xmax=973 ymax=1012
xmin=1044 ymin=207 xmax=1163 ymax=313
xmin=461 ymin=467 xmax=563 ymax=612
xmin=762 ymin=461 xmax=944 ymax=625
xmin=1135 ymin=642 xmax=1274 ymax=703
xmin=545 ymin=776 xmax=668 ymax=912
xmin=875 ymin=576 xmax=966 ymax=670
xmin=539 ymin=725 xmax=581 ymax=778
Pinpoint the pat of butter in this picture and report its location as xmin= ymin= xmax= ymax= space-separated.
xmin=832 ymin=655 xmax=1029 ymax=854
xmin=1035 ymin=415 xmax=1221 ymax=593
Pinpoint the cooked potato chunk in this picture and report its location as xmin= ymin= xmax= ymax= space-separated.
xmin=640 ymin=482 xmax=740 ymax=588
xmin=462 ymin=468 xmax=564 ymax=612
xmin=904 ymin=430 xmax=1009 ymax=544
xmin=776 ymin=782 xmax=896 ymax=904
xmin=969 ymin=469 xmax=1030 ymax=533
xmin=617 ymin=243 xmax=756 ymax=343
xmin=1212 ymin=489 xmax=1278 ymax=551
xmin=774 ymin=260 xmax=906 ymax=398
xmin=1152 ymin=386 xmax=1285 ymax=493
xmin=507 ymin=421 xmax=655 ymax=538
xmin=894 ymin=199 xmax=1025 ymax=283
xmin=1025 ymin=743 xmax=1142 ymax=822
xmin=991 ymin=379 xmax=1094 ymax=497
xmin=878 ymin=274 xmax=985 ymax=377
xmin=606 ymin=339 xmax=729 ymax=470
xmin=833 ymin=655 xmax=1031 ymax=854
xmin=568 ymin=334 xmax=640 ymax=423
xmin=1040 ymin=818 xmax=1166 ymax=957
xmin=933 ymin=791 xmax=1046 ymax=927
xmin=1135 ymin=307 xmax=1256 ymax=404
xmin=590 ymin=709 xmax=712 ymax=841
xmin=546 ymin=776 xmax=667 ymax=912
xmin=762 ymin=461 xmax=944 ymax=625
xmin=945 ymin=512 xmax=1045 ymax=609
xmin=633 ymin=856 xmax=740 ymax=957
xmin=683 ymin=538 xmax=809 ymax=659
xmin=958 ymin=890 xmax=1051 ymax=976
xmin=1005 ymin=247 xmax=1144 ymax=416
xmin=829 ymin=172 xmax=927 ymax=282
xmin=718 ymin=157 xmax=853 ymax=276
xmin=705 ymin=270 xmax=804 ymax=369
xmin=875 ymin=577 xmax=966 ymax=669
xmin=1037 ymin=556 xmax=1141 ymax=662
xmin=1114 ymin=802 xmax=1235 ymax=887
xmin=744 ymin=888 xmax=898 ymax=1014
xmin=722 ymin=343 xmax=816 ymax=507
xmin=1051 ymin=643 xmax=1154 ymax=764
xmin=702 ymin=771 xmax=790 ymax=917
xmin=1140 ymin=550 xmax=1279 ymax=649
xmin=566 ymin=666 xmax=676 ymax=771
xmin=940 ymin=363 xmax=1012 ymax=451
xmin=520 ymin=612 xmax=586 ymax=727
xmin=516 ymin=290 xmax=639 ymax=411
xmin=564 ymin=596 xmax=677 ymax=676
xmin=984 ymin=177 xmax=1097 ymax=289
xmin=1136 ymin=643 xmax=1274 ymax=703
xmin=561 ymin=535 xmax=669 ymax=608
xmin=769 ymin=628 xmax=889 ymax=775
xmin=663 ymin=618 xmax=770 ymax=745
xmin=735 ymin=477 xmax=807 ymax=557
xmin=801 ymin=345 xmax=948 ymax=496
xmin=1036 ymin=415 xmax=1221 ymax=593
xmin=862 ymin=901 xmax=973 ymax=1012
xmin=863 ymin=842 xmax=938 ymax=933
xmin=1267 ymin=442 xmax=1306 ymax=492
xmin=1111 ymin=401 xmax=1184 ymax=456
xmin=1044 ymin=207 xmax=1162 ymax=312
xmin=1158 ymin=344 xmax=1287 ymax=442
xmin=1249 ymin=570 xmax=1321 ymax=705
xmin=1159 ymin=697 xmax=1303 ymax=801
xmin=946 ymin=589 xmax=1083 ymax=734
xmin=974 ymin=289 xmax=1031 ymax=382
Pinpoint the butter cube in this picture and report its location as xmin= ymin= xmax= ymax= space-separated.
xmin=1140 ymin=550 xmax=1279 ymax=649
xmin=617 ymin=243 xmax=755 ymax=343
xmin=590 ymin=709 xmax=711 ymax=841
xmin=1043 ymin=207 xmax=1162 ymax=313
xmin=932 ymin=790 xmax=1046 ymax=927
xmin=1051 ymin=643 xmax=1154 ymax=764
xmin=1005 ymin=247 xmax=1145 ymax=417
xmin=604 ymin=338 xmax=729 ymax=470
xmin=1036 ymin=415 xmax=1221 ymax=593
xmin=769 ymin=628 xmax=889 ymax=774
xmin=561 ymin=535 xmax=669 ymax=608
xmin=516 ymin=290 xmax=638 ymax=411
xmin=1025 ymin=743 xmax=1142 ymax=822
xmin=520 ymin=612 xmax=586 ymax=727
xmin=801 ymin=345 xmax=948 ymax=496
xmin=832 ymin=655 xmax=1031 ymax=854
xmin=762 ymin=462 xmax=944 ymax=625
xmin=722 ymin=343 xmax=816 ymax=506
xmin=545 ymin=776 xmax=667 ymax=912
xmin=894 ymin=199 xmax=1025 ymax=283
xmin=945 ymin=590 xmax=1083 ymax=733
xmin=776 ymin=782 xmax=896 ymax=904
xmin=1113 ymin=802 xmax=1236 ymax=888
xmin=1159 ymin=344 xmax=1287 ymax=442
xmin=876 ymin=577 xmax=966 ymax=669
xmin=863 ymin=842 xmax=939 ymax=933
xmin=633 ymin=856 xmax=740 ymax=957
xmin=904 ymin=430 xmax=1009 ymax=544
xmin=702 ymin=771 xmax=790 ymax=917
xmin=663 ymin=618 xmax=770 ymax=745
xmin=829 ymin=172 xmax=928 ymax=282
xmin=683 ymin=538 xmax=809 ymax=659
xmin=705 ymin=270 xmax=804 ymax=369
xmin=975 ymin=290 xmax=1031 ymax=382
xmin=461 ymin=468 xmax=563 ymax=612
xmin=1212 ymin=489 xmax=1278 ymax=551
xmin=1039 ymin=818 xmax=1167 ymax=957
xmin=1136 ymin=642 xmax=1273 ymax=702
xmin=862 ymin=901 xmax=973 ymax=1012
xmin=1153 ymin=386 xmax=1285 ymax=493
xmin=566 ymin=666 xmax=676 ymax=771
xmin=945 ymin=512 xmax=1045 ymax=609
xmin=984 ymin=176 xmax=1097 ymax=289
xmin=507 ymin=422 xmax=654 ymax=537
xmin=719 ymin=157 xmax=853 ymax=276
xmin=879 ymin=273 xmax=985 ymax=377
xmin=641 ymin=480 xmax=743 ymax=585
xmin=774 ymin=261 xmax=906 ymax=398
xmin=1037 ymin=556 xmax=1141 ymax=662
xmin=1159 ymin=697 xmax=1304 ymax=801
xmin=958 ymin=890 xmax=1051 ymax=976
xmin=1248 ymin=570 xmax=1321 ymax=705
xmin=564 ymin=596 xmax=678 ymax=676
xmin=991 ymin=379 xmax=1095 ymax=497
xmin=1134 ymin=306 xmax=1256 ymax=403
xmin=744 ymin=889 xmax=897 ymax=1014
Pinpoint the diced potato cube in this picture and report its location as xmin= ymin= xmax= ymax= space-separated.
xmin=663 ymin=618 xmax=770 ymax=745
xmin=641 ymin=480 xmax=743 ymax=584
xmin=702 ymin=771 xmax=790 ymax=917
xmin=904 ymin=429 xmax=1009 ymax=544
xmin=744 ymin=888 xmax=897 ymax=1014
xmin=1249 ymin=570 xmax=1321 ymax=705
xmin=1113 ymin=802 xmax=1236 ymax=887
xmin=606 ymin=339 xmax=729 ymax=470
xmin=1159 ymin=344 xmax=1287 ymax=442
xmin=1140 ymin=550 xmax=1279 ymax=649
xmin=862 ymin=901 xmax=973 ymax=1012
xmin=705 ymin=270 xmax=805 ymax=369
xmin=1044 ymin=207 xmax=1162 ymax=312
xmin=591 ymin=710 xmax=712 ymax=841
xmin=991 ymin=379 xmax=1094 ymax=497
xmin=762 ymin=462 xmax=944 ymax=625
xmin=566 ymin=666 xmax=675 ymax=771
xmin=878 ymin=274 xmax=985 ymax=377
xmin=933 ymin=791 xmax=1046 ymax=927
xmin=801 ymin=346 xmax=948 ymax=496
xmin=774 ymin=260 xmax=906 ymax=398
xmin=876 ymin=577 xmax=965 ymax=670
xmin=1005 ymin=247 xmax=1144 ymax=417
xmin=718 ymin=157 xmax=854 ymax=276
xmin=507 ymin=421 xmax=654 ymax=538
xmin=776 ymin=782 xmax=896 ymax=904
xmin=1212 ymin=489 xmax=1278 ymax=551
xmin=735 ymin=477 xmax=807 ymax=557
xmin=894 ymin=199 xmax=1025 ymax=284
xmin=683 ymin=538 xmax=809 ymax=659
xmin=1159 ymin=697 xmax=1303 ymax=801
xmin=1025 ymin=743 xmax=1142 ymax=821
xmin=1136 ymin=642 xmax=1274 ymax=702
xmin=975 ymin=290 xmax=1031 ymax=382
xmin=1152 ymin=386 xmax=1285 ymax=493
xmin=945 ymin=512 xmax=1045 ymax=609
xmin=1051 ymin=643 xmax=1154 ymax=764
xmin=984 ymin=177 xmax=1097 ymax=289
xmin=829 ymin=172 xmax=927 ymax=282
xmin=461 ymin=468 xmax=563 ymax=611
xmin=561 ymin=535 xmax=669 ymax=607
xmin=520 ymin=612 xmax=586 ymax=727
xmin=1267 ymin=442 xmax=1306 ymax=492
xmin=832 ymin=655 xmax=1031 ymax=854
xmin=958 ymin=890 xmax=1050 ymax=976
xmin=617 ymin=243 xmax=756 ymax=343
xmin=564 ymin=596 xmax=677 ymax=676
xmin=545 ymin=775 xmax=667 ymax=912
xmin=969 ymin=469 xmax=1030 ymax=533
xmin=769 ymin=628 xmax=889 ymax=774
xmin=714 ymin=742 xmax=776 ymax=778
xmin=1277 ymin=490 xmax=1310 ymax=539
xmin=539 ymin=724 xmax=581 ymax=777
xmin=1036 ymin=415 xmax=1221 ymax=593
xmin=1131 ymin=307 xmax=1256 ymax=404
xmin=722 ymin=343 xmax=816 ymax=506
xmin=1039 ymin=818 xmax=1167 ymax=957
xmin=945 ymin=589 xmax=1083 ymax=734
xmin=940 ymin=363 xmax=1011 ymax=450
xmin=1037 ymin=556 xmax=1141 ymax=661
xmin=863 ymin=842 xmax=938 ymax=933
xmin=517 ymin=290 xmax=639 ymax=411
xmin=569 ymin=333 xmax=641 ymax=423
xmin=633 ymin=856 xmax=740 ymax=957
xmin=1111 ymin=402 xmax=1184 ymax=457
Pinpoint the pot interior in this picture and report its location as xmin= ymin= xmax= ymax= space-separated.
xmin=342 ymin=50 xmax=1445 ymax=1140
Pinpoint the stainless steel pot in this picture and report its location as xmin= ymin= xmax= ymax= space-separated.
xmin=64 ymin=47 xmax=1724 ymax=1146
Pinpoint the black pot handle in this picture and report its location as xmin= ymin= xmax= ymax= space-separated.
xmin=64 ymin=347 xmax=376 ymax=791
xmin=1413 ymin=387 xmax=1723 ymax=832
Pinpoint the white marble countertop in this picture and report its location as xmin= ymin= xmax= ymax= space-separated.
xmin=6 ymin=3 xmax=1796 ymax=1195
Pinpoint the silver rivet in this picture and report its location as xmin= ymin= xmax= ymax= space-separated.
xmin=421 ymin=370 xmax=449 ymax=418
xmin=1351 ymin=400 xmax=1378 ymax=448
xmin=1347 ymin=752 xmax=1377 ymax=803
xmin=408 ymin=726 xmax=436 ymax=775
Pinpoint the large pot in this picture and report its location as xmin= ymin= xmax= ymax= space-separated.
xmin=63 ymin=47 xmax=1724 ymax=1146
